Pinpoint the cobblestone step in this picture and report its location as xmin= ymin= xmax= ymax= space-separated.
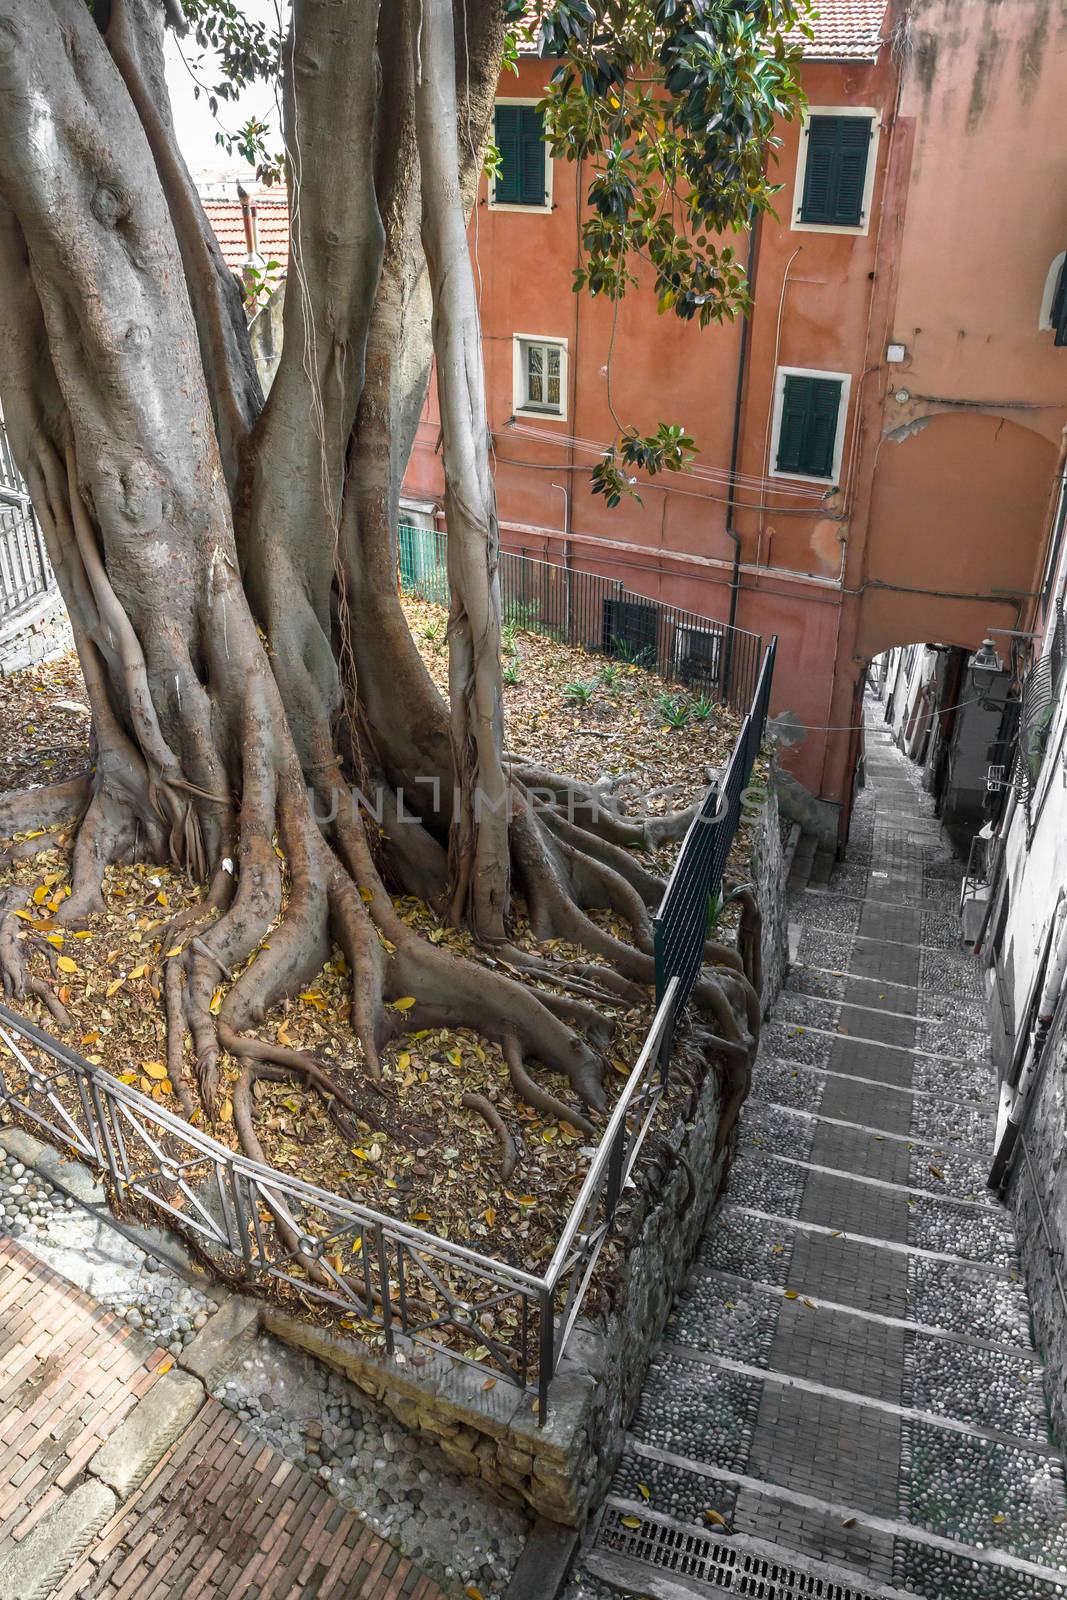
xmin=742 ymin=1097 xmax=996 ymax=1192
xmin=608 ymin=1447 xmax=1067 ymax=1599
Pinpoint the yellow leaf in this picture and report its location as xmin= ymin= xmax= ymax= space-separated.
xmin=129 ymin=963 xmax=148 ymax=981
xmin=928 ymin=1165 xmax=944 ymax=1182
xmin=81 ymin=1030 xmax=100 ymax=1046
xmin=13 ymin=910 xmax=35 ymax=922
xmin=396 ymin=1051 xmax=411 ymax=1072
xmin=390 ymin=996 xmax=417 ymax=1011
xmin=162 ymin=1078 xmax=173 ymax=1095
xmin=481 ymin=1378 xmax=497 ymax=1391
xmin=620 ymin=1515 xmax=641 ymax=1529
xmin=142 ymin=1060 xmax=168 ymax=1080
xmin=32 ymin=884 xmax=48 ymax=904
xmin=358 ymin=886 xmax=373 ymax=903
xmin=465 ymin=1588 xmax=484 ymax=1600
xmin=157 ymin=1358 xmax=174 ymax=1374
xmin=410 ymin=1210 xmax=432 ymax=1223
xmin=139 ymin=1076 xmax=152 ymax=1093
xmin=209 ymin=988 xmax=223 ymax=1015
xmin=516 ymin=1195 xmax=536 ymax=1207
xmin=483 ymin=1206 xmax=496 ymax=1227
xmin=783 ymin=1289 xmax=799 ymax=1300
xmin=218 ymin=1098 xmax=233 ymax=1124
xmin=277 ymin=1020 xmax=292 ymax=1046
xmin=105 ymin=977 xmax=124 ymax=998
xmin=74 ymin=930 xmax=92 ymax=940
xmin=446 ymin=1048 xmax=462 ymax=1067
xmin=117 ymin=1072 xmax=137 ymax=1085
xmin=165 ymin=945 xmax=183 ymax=958
xmin=44 ymin=933 xmax=64 ymax=948
xmin=703 ymin=1509 xmax=730 ymax=1529
xmin=156 ymin=890 xmax=169 ymax=905
xmin=637 ymin=1482 xmax=650 ymax=1500
xmin=57 ymin=956 xmax=78 ymax=974
xmin=328 ymin=1253 xmax=345 ymax=1274
xmin=991 ymin=1513 xmax=1006 ymax=1525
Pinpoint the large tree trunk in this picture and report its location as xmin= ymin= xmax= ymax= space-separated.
xmin=0 ymin=0 xmax=756 ymax=1269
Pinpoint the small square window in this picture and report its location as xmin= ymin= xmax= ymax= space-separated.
xmin=515 ymin=337 xmax=566 ymax=416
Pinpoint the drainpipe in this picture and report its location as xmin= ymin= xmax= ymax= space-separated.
xmin=989 ymin=895 xmax=1067 ymax=1193
xmin=722 ymin=210 xmax=763 ymax=698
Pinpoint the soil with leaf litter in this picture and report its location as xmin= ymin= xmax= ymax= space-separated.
xmin=0 ymin=606 xmax=751 ymax=1363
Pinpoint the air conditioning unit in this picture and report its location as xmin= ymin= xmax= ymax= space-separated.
xmin=673 ymin=624 xmax=723 ymax=689
xmin=986 ymin=763 xmax=1007 ymax=792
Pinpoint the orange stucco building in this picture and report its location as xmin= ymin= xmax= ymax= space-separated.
xmin=403 ymin=0 xmax=1067 ymax=844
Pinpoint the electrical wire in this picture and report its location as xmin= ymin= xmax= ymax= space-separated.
xmin=778 ymin=694 xmax=987 ymax=736
xmin=503 ymin=419 xmax=831 ymax=498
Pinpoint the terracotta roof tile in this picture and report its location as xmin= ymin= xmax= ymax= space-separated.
xmin=789 ymin=0 xmax=889 ymax=62
xmin=201 ymin=199 xmax=290 ymax=276
xmin=516 ymin=1 xmax=888 ymax=63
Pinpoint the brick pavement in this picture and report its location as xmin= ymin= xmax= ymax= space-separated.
xmin=577 ymin=702 xmax=1067 ymax=1599
xmin=0 ymin=1238 xmax=445 ymax=1600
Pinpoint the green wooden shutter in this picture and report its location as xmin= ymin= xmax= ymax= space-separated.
xmin=518 ymin=106 xmax=547 ymax=205
xmin=494 ymin=105 xmax=522 ymax=204
xmin=494 ymin=104 xmax=546 ymax=206
xmin=776 ymin=375 xmax=843 ymax=478
xmin=800 ymin=115 xmax=871 ymax=226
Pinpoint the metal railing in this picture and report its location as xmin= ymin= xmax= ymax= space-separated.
xmin=0 ymin=420 xmax=53 ymax=623
xmin=653 ymin=637 xmax=777 ymax=1012
xmin=0 ymin=980 xmax=677 ymax=1416
xmin=0 ymin=644 xmax=776 ymax=1415
xmin=398 ymin=523 xmax=763 ymax=714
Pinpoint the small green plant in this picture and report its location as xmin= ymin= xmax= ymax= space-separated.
xmin=564 ymin=680 xmax=595 ymax=706
xmin=609 ymin=635 xmax=656 ymax=669
xmin=501 ymin=623 xmax=519 ymax=656
xmin=421 ymin=618 xmax=443 ymax=651
xmin=706 ymin=891 xmax=724 ymax=935
xmin=691 ymin=695 xmax=715 ymax=721
xmin=598 ymin=663 xmax=623 ymax=689
xmin=656 ymin=694 xmax=690 ymax=730
xmin=503 ymin=661 xmax=520 ymax=686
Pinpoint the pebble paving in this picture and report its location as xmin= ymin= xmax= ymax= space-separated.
xmin=573 ymin=703 xmax=1067 ymax=1600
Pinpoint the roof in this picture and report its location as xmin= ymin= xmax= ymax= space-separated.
xmin=201 ymin=198 xmax=290 ymax=276
xmin=788 ymin=1 xmax=889 ymax=62
xmin=516 ymin=1 xmax=889 ymax=63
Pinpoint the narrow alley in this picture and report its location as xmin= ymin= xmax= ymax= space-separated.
xmin=576 ymin=700 xmax=1067 ymax=1599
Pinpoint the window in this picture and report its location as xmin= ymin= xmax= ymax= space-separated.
xmin=492 ymin=103 xmax=550 ymax=209
xmin=771 ymin=368 xmax=850 ymax=483
xmin=513 ymin=336 xmax=566 ymax=417
xmin=793 ymin=110 xmax=877 ymax=233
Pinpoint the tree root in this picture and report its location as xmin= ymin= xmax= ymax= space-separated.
xmin=502 ymin=1035 xmax=595 ymax=1137
xmin=27 ymin=975 xmax=72 ymax=1030
xmin=0 ymin=776 xmax=90 ymax=841
xmin=460 ymin=1091 xmax=519 ymax=1181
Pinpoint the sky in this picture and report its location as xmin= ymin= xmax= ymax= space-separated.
xmin=164 ymin=2 xmax=283 ymax=186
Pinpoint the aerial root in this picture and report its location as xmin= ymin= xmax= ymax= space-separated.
xmin=502 ymin=1035 xmax=596 ymax=1137
xmin=460 ymin=1091 xmax=519 ymax=1181
xmin=27 ymin=975 xmax=71 ymax=1030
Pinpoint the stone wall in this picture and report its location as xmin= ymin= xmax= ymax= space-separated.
xmin=264 ymin=789 xmax=789 ymax=1524
xmin=1007 ymin=1005 xmax=1067 ymax=1441
xmin=0 ymin=590 xmax=73 ymax=676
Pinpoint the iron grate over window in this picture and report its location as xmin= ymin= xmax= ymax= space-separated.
xmin=597 ymin=1506 xmax=886 ymax=1600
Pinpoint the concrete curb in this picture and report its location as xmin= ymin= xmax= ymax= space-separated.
xmin=0 ymin=1478 xmax=117 ymax=1600
xmin=179 ymin=1294 xmax=261 ymax=1387
xmin=87 ymin=1369 xmax=205 ymax=1498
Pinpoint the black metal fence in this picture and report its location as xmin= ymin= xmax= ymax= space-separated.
xmin=653 ymin=636 xmax=777 ymax=1015
xmin=0 ymin=420 xmax=52 ymax=623
xmin=398 ymin=523 xmax=763 ymax=714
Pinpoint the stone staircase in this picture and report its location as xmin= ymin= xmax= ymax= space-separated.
xmin=569 ymin=708 xmax=1067 ymax=1600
